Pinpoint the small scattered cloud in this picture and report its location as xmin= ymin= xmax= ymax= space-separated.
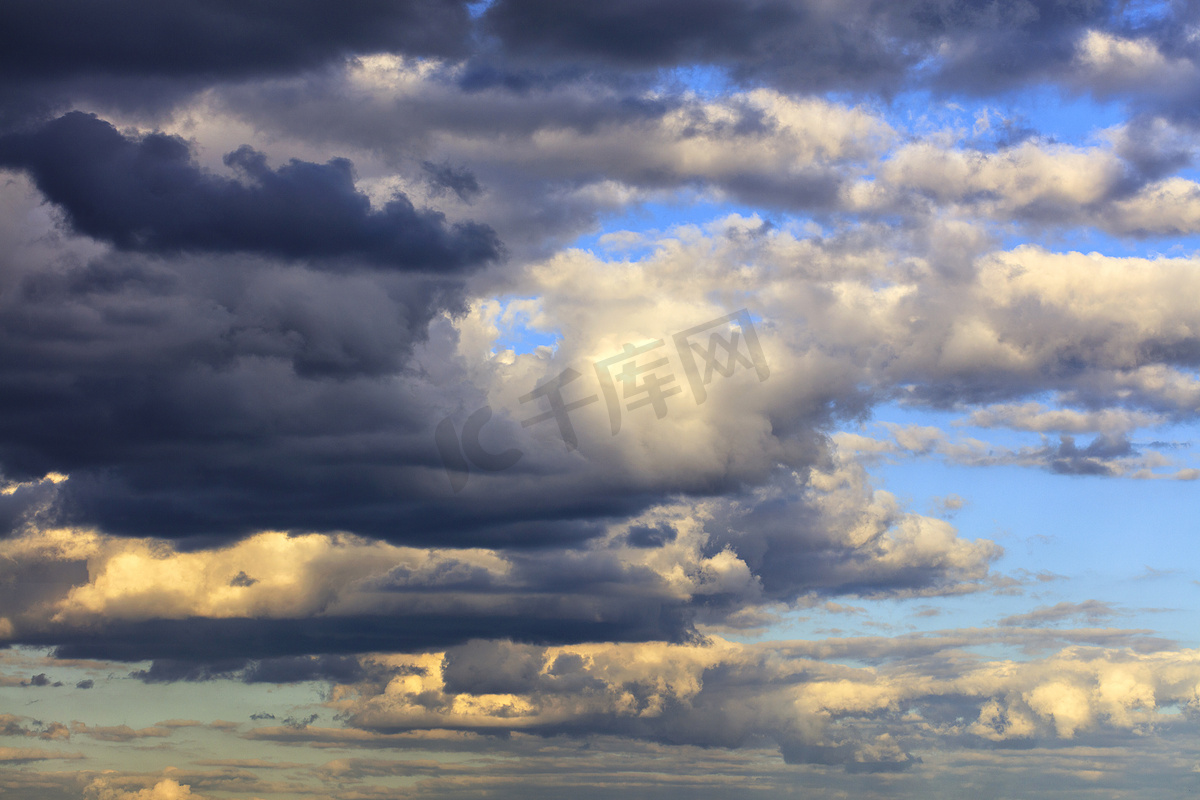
xmin=999 ymin=600 xmax=1125 ymax=628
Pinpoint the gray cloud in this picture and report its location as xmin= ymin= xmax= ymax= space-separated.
xmin=477 ymin=0 xmax=1119 ymax=95
xmin=1 ymin=15 xmax=1199 ymax=799
xmin=999 ymin=600 xmax=1125 ymax=627
xmin=0 ymin=0 xmax=473 ymax=83
xmin=0 ymin=112 xmax=500 ymax=272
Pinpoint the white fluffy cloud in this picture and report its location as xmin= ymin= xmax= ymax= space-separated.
xmin=84 ymin=778 xmax=205 ymax=800
xmin=310 ymin=636 xmax=1200 ymax=767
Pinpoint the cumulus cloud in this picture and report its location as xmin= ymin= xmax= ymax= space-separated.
xmin=285 ymin=635 xmax=1200 ymax=767
xmin=84 ymin=777 xmax=206 ymax=800
xmin=3 ymin=1 xmax=1200 ymax=795
xmin=0 ymin=463 xmax=999 ymax=660
xmin=0 ymin=112 xmax=500 ymax=271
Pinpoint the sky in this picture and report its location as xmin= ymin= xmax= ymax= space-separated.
xmin=2 ymin=0 xmax=1200 ymax=797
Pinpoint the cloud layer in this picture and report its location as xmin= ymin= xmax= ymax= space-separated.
xmin=3 ymin=0 xmax=1200 ymax=797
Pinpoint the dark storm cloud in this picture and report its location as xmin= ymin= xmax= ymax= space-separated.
xmin=127 ymin=659 xmax=248 ymax=683
xmin=32 ymin=610 xmax=695 ymax=664
xmin=0 ymin=0 xmax=473 ymax=82
xmin=0 ymin=113 xmax=500 ymax=272
xmin=242 ymin=654 xmax=369 ymax=684
xmin=480 ymin=0 xmax=1117 ymax=94
xmin=0 ymin=0 xmax=1179 ymax=131
xmin=40 ymin=432 xmax=666 ymax=543
xmin=0 ymin=246 xmax=468 ymax=542
xmin=128 ymin=654 xmax=370 ymax=684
